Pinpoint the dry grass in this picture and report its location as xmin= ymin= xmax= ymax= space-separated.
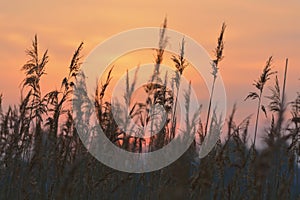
xmin=0 ymin=20 xmax=299 ymax=200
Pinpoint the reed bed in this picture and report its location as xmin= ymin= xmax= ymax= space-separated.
xmin=0 ymin=20 xmax=299 ymax=200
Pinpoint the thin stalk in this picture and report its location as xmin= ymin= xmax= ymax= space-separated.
xmin=254 ymin=91 xmax=262 ymax=147
xmin=281 ymin=59 xmax=288 ymax=106
xmin=171 ymin=77 xmax=180 ymax=139
xmin=274 ymin=58 xmax=288 ymax=135
xmin=204 ymin=75 xmax=216 ymax=136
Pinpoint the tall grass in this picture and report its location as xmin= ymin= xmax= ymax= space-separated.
xmin=245 ymin=56 xmax=276 ymax=148
xmin=0 ymin=20 xmax=299 ymax=200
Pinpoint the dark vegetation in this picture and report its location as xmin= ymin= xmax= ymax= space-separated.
xmin=0 ymin=19 xmax=299 ymax=199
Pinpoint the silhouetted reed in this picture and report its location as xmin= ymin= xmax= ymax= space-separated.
xmin=0 ymin=20 xmax=299 ymax=200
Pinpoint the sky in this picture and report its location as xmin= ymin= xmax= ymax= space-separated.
xmin=0 ymin=0 xmax=299 ymax=143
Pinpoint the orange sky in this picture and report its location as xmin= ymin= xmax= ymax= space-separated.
xmin=0 ymin=0 xmax=300 ymax=142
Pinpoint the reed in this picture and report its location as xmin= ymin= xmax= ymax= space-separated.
xmin=0 ymin=20 xmax=299 ymax=200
